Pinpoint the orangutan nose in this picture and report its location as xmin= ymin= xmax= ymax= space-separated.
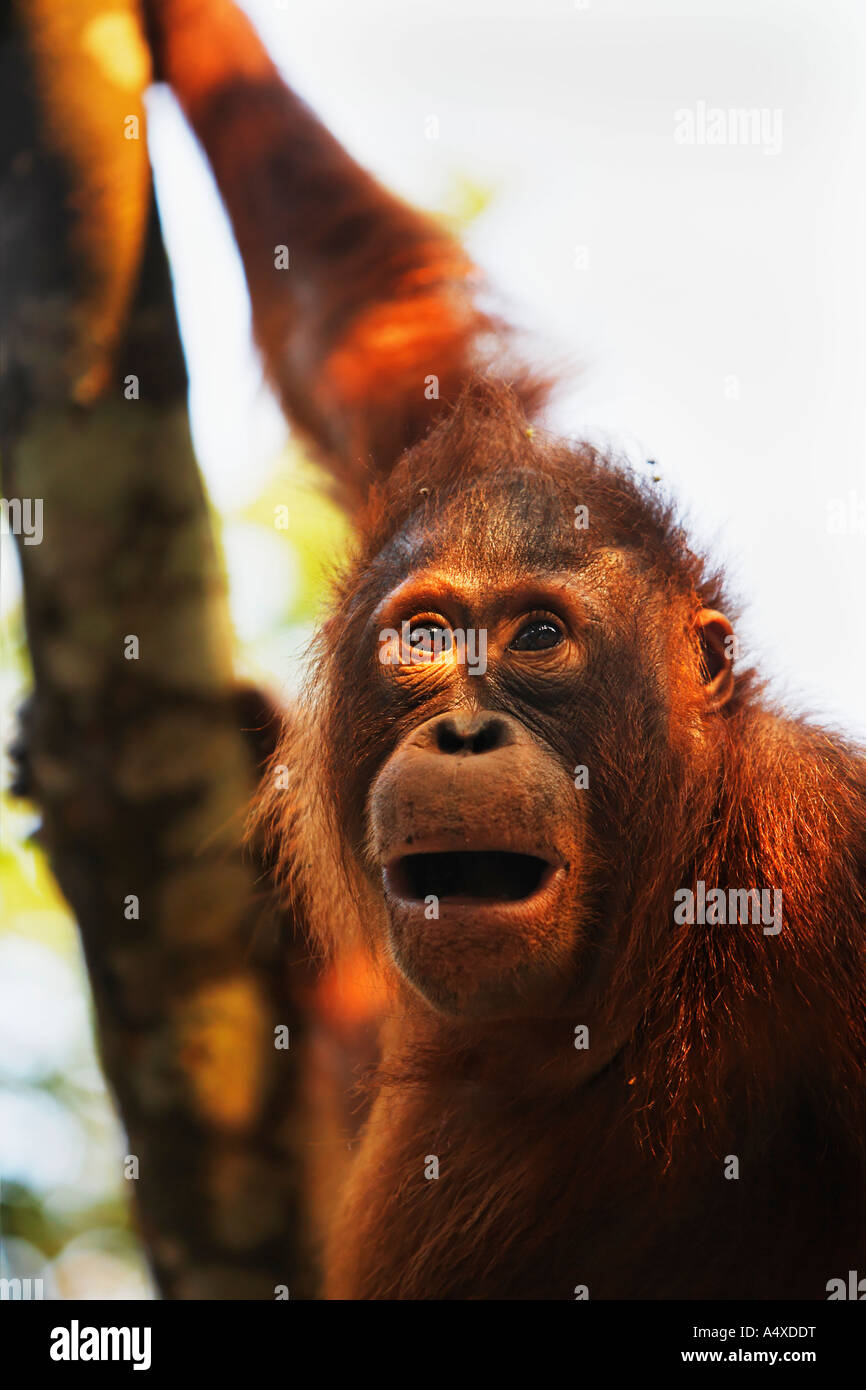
xmin=413 ymin=711 xmax=518 ymax=756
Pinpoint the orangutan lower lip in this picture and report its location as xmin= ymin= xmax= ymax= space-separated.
xmin=386 ymin=850 xmax=556 ymax=905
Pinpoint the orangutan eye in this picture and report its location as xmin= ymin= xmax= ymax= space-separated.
xmin=509 ymin=617 xmax=564 ymax=652
xmin=407 ymin=616 xmax=453 ymax=657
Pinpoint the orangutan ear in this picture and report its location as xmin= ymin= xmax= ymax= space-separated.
xmin=694 ymin=609 xmax=735 ymax=710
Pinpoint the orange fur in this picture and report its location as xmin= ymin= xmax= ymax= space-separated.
xmin=149 ymin=4 xmax=866 ymax=1299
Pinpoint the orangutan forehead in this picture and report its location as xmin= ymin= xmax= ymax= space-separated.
xmin=376 ymin=472 xmax=598 ymax=582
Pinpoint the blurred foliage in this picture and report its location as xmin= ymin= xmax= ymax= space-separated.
xmin=434 ymin=172 xmax=497 ymax=231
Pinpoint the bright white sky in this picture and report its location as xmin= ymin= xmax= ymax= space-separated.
xmin=147 ymin=0 xmax=865 ymax=738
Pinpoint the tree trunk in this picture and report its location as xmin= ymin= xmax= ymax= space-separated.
xmin=1 ymin=0 xmax=316 ymax=1298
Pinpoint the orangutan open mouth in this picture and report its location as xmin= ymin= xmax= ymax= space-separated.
xmin=387 ymin=850 xmax=554 ymax=904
